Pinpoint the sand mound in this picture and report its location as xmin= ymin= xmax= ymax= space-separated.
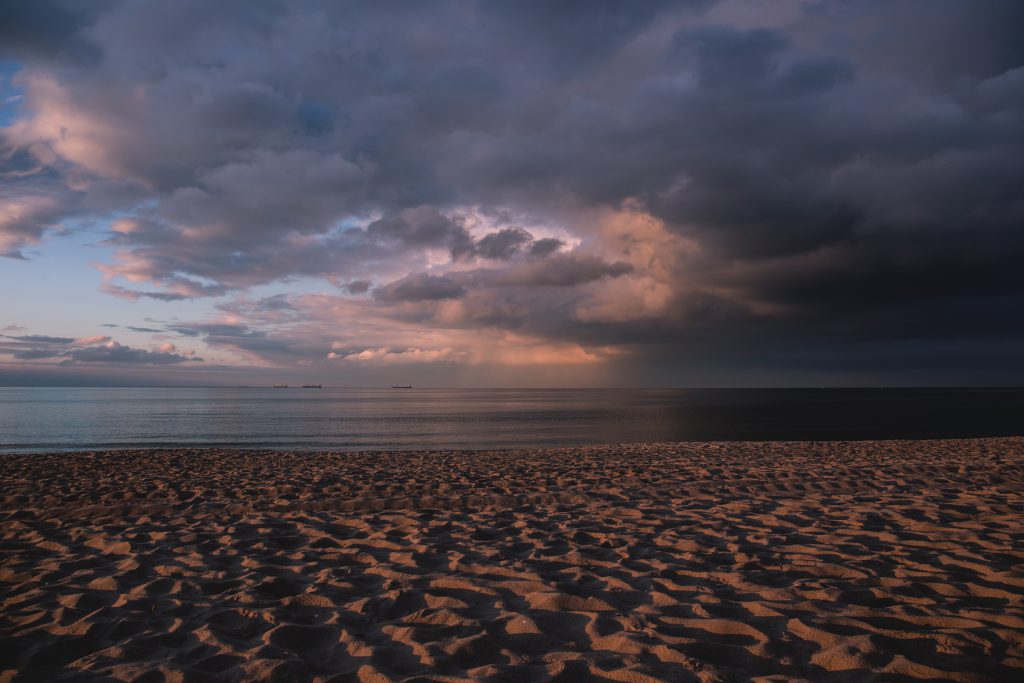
xmin=2 ymin=438 xmax=1023 ymax=681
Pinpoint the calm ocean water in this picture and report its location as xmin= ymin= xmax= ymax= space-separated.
xmin=0 ymin=387 xmax=1022 ymax=453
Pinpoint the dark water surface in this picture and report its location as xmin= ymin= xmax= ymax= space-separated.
xmin=0 ymin=387 xmax=1021 ymax=452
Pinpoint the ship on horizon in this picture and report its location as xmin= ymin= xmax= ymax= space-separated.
xmin=301 ymin=384 xmax=322 ymax=388
xmin=391 ymin=385 xmax=412 ymax=389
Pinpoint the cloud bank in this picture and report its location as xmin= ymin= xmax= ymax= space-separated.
xmin=0 ymin=335 xmax=201 ymax=365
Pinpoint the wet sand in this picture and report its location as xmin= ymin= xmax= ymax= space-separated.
xmin=1 ymin=438 xmax=1023 ymax=681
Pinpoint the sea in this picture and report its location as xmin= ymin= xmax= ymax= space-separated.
xmin=1 ymin=387 xmax=1022 ymax=453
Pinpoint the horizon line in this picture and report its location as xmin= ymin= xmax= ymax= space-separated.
xmin=2 ymin=385 xmax=1024 ymax=390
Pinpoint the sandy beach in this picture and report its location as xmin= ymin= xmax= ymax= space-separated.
xmin=1 ymin=438 xmax=1022 ymax=682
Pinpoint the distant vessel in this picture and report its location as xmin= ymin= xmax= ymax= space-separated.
xmin=391 ymin=385 xmax=412 ymax=389
xmin=273 ymin=384 xmax=288 ymax=388
xmin=301 ymin=384 xmax=322 ymax=388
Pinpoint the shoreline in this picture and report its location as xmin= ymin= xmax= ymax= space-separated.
xmin=4 ymin=432 xmax=1024 ymax=455
xmin=2 ymin=438 xmax=1023 ymax=681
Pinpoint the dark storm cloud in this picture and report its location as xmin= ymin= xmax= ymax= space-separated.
xmin=374 ymin=252 xmax=633 ymax=305
xmin=492 ymin=255 xmax=633 ymax=288
xmin=339 ymin=280 xmax=371 ymax=295
xmin=475 ymin=228 xmax=532 ymax=261
xmin=0 ymin=0 xmax=105 ymax=63
xmin=809 ymin=0 xmax=1024 ymax=87
xmin=2 ymin=0 xmax=1023 ymax=379
xmin=365 ymin=208 xmax=474 ymax=259
xmin=528 ymin=238 xmax=564 ymax=258
xmin=479 ymin=0 xmax=711 ymax=74
xmin=374 ymin=273 xmax=466 ymax=303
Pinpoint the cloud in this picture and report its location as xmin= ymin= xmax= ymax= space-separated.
xmin=1 ymin=1 xmax=1022 ymax=381
xmin=62 ymin=341 xmax=201 ymax=365
xmin=337 ymin=280 xmax=371 ymax=295
xmin=0 ymin=154 xmax=79 ymax=258
xmin=0 ymin=332 xmax=202 ymax=365
xmin=366 ymin=207 xmax=474 ymax=259
xmin=475 ymin=227 xmax=532 ymax=260
xmin=7 ymin=334 xmax=74 ymax=344
xmin=374 ymin=273 xmax=466 ymax=303
xmin=487 ymin=254 xmax=633 ymax=288
xmin=94 ymin=206 xmax=482 ymax=299
xmin=528 ymin=238 xmax=564 ymax=258
xmin=11 ymin=348 xmax=63 ymax=360
xmin=0 ymin=0 xmax=103 ymax=64
xmin=327 ymin=346 xmax=464 ymax=365
xmin=73 ymin=335 xmax=111 ymax=346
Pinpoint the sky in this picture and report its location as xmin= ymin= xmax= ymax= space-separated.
xmin=1 ymin=0 xmax=1023 ymax=387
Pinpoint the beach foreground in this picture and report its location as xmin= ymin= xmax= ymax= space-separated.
xmin=2 ymin=439 xmax=1023 ymax=682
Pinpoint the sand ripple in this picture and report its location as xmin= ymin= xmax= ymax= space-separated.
xmin=1 ymin=438 xmax=1023 ymax=681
